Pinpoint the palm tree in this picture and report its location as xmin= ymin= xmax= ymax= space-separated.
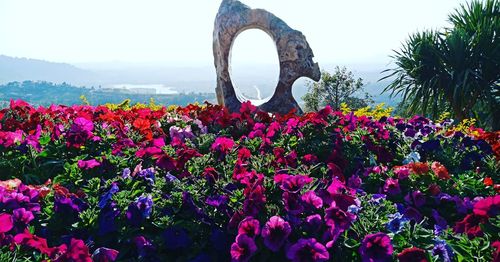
xmin=382 ymin=0 xmax=499 ymax=130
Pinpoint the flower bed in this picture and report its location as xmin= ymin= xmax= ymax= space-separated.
xmin=0 ymin=100 xmax=499 ymax=261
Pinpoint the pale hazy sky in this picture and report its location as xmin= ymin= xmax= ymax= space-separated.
xmin=0 ymin=0 xmax=470 ymax=66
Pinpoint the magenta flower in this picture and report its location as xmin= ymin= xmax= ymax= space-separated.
xmin=359 ymin=233 xmax=393 ymax=262
xmin=261 ymin=216 xmax=291 ymax=252
xmin=211 ymin=137 xmax=235 ymax=155
xmin=286 ymin=238 xmax=329 ymax=262
xmin=473 ymin=195 xmax=499 ymax=218
xmin=280 ymin=175 xmax=313 ymax=193
xmin=237 ymin=217 xmax=260 ymax=238
xmin=66 ymin=117 xmax=94 ymax=148
xmin=0 ymin=213 xmax=13 ymax=233
xmin=324 ymin=202 xmax=355 ymax=230
xmin=230 ymin=234 xmax=257 ymax=262
xmin=301 ymin=191 xmax=323 ymax=209
xmin=92 ymin=247 xmax=119 ymax=262
xmin=77 ymin=159 xmax=101 ymax=170
xmin=383 ymin=178 xmax=401 ymax=195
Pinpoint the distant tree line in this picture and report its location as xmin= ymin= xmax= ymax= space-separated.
xmin=0 ymin=81 xmax=216 ymax=108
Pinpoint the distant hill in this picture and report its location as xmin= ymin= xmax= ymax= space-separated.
xmin=0 ymin=55 xmax=98 ymax=85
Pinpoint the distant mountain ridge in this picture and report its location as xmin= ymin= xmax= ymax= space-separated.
xmin=0 ymin=55 xmax=97 ymax=85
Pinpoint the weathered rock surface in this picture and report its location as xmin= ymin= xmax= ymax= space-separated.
xmin=213 ymin=0 xmax=320 ymax=114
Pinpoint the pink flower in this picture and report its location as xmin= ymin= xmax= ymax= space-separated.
xmin=301 ymin=191 xmax=323 ymax=209
xmin=211 ymin=137 xmax=235 ymax=155
xmin=238 ymin=217 xmax=260 ymax=238
xmin=0 ymin=213 xmax=13 ymax=233
xmin=261 ymin=216 xmax=291 ymax=252
xmin=393 ymin=166 xmax=411 ymax=179
xmin=230 ymin=234 xmax=257 ymax=262
xmin=77 ymin=159 xmax=101 ymax=170
xmin=383 ymin=178 xmax=401 ymax=195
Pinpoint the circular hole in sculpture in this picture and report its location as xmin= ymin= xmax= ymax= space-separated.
xmin=229 ymin=29 xmax=280 ymax=106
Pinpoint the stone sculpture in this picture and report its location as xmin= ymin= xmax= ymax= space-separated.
xmin=213 ymin=0 xmax=321 ymax=114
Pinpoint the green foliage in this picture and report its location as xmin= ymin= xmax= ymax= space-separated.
xmin=302 ymin=66 xmax=373 ymax=112
xmin=383 ymin=0 xmax=500 ymax=130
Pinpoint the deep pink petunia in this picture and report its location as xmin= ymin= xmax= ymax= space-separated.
xmin=261 ymin=216 xmax=291 ymax=252
xmin=230 ymin=234 xmax=257 ymax=262
xmin=473 ymin=195 xmax=500 ymax=218
xmin=301 ymin=191 xmax=323 ymax=209
xmin=0 ymin=213 xmax=13 ymax=233
xmin=211 ymin=137 xmax=235 ymax=154
xmin=77 ymin=159 xmax=101 ymax=170
xmin=237 ymin=217 xmax=260 ymax=238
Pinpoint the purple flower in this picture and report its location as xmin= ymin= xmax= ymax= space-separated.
xmin=98 ymin=202 xmax=120 ymax=235
xmin=359 ymin=233 xmax=393 ymax=262
xmin=54 ymin=195 xmax=88 ymax=222
xmin=238 ymin=217 xmax=260 ymax=238
xmin=98 ymin=183 xmax=119 ymax=209
xmin=133 ymin=236 xmax=157 ymax=259
xmin=370 ymin=194 xmax=387 ymax=205
xmin=383 ymin=178 xmax=401 ymax=195
xmin=126 ymin=194 xmax=153 ymax=227
xmin=12 ymin=208 xmax=34 ymax=232
xmin=304 ymin=214 xmax=323 ymax=234
xmin=286 ymin=238 xmax=329 ymax=262
xmin=385 ymin=213 xmax=408 ymax=234
xmin=405 ymin=190 xmax=426 ymax=208
xmin=169 ymin=125 xmax=195 ymax=142
xmin=205 ymin=195 xmax=228 ymax=209
xmin=92 ymin=247 xmax=119 ymax=262
xmin=348 ymin=175 xmax=362 ymax=188
xmin=137 ymin=167 xmax=156 ymax=185
xmin=432 ymin=239 xmax=453 ymax=262
xmin=162 ymin=227 xmax=191 ymax=249
xmin=261 ymin=216 xmax=291 ymax=252
xmin=210 ymin=228 xmax=229 ymax=252
xmin=283 ymin=192 xmax=304 ymax=215
xmin=230 ymin=234 xmax=257 ymax=262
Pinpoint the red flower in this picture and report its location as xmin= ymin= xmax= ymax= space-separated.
xmin=454 ymin=214 xmax=488 ymax=238
xmin=14 ymin=230 xmax=52 ymax=255
xmin=484 ymin=177 xmax=493 ymax=187
xmin=397 ymin=247 xmax=428 ymax=262
xmin=409 ymin=162 xmax=429 ymax=175
xmin=54 ymin=238 xmax=92 ymax=262
xmin=431 ymin=162 xmax=450 ymax=180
